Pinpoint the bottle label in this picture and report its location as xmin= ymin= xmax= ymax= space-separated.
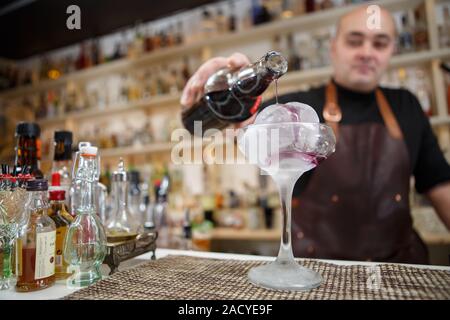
xmin=35 ymin=231 xmax=56 ymax=279
xmin=55 ymin=226 xmax=67 ymax=267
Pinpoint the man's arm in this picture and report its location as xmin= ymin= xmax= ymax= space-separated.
xmin=426 ymin=181 xmax=450 ymax=230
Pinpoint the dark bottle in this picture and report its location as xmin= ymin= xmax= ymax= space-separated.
xmin=50 ymin=130 xmax=73 ymax=205
xmin=181 ymin=51 xmax=287 ymax=135
xmin=287 ymin=33 xmax=302 ymax=71
xmin=399 ymin=14 xmax=414 ymax=53
xmin=14 ymin=122 xmax=43 ymax=178
xmin=228 ymin=1 xmax=237 ymax=32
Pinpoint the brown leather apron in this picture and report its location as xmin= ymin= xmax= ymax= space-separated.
xmin=292 ymin=81 xmax=429 ymax=264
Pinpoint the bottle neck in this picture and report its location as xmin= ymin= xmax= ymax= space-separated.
xmin=76 ymin=156 xmax=98 ymax=214
xmin=53 ymin=141 xmax=72 ymax=162
xmin=29 ymin=190 xmax=49 ymax=213
xmin=50 ymin=199 xmax=66 ymax=206
xmin=234 ymin=52 xmax=286 ymax=97
xmin=112 ymin=180 xmax=129 ymax=211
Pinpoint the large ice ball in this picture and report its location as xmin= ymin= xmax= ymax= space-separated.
xmin=254 ymin=102 xmax=319 ymax=125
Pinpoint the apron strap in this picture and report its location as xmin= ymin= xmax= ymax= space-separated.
xmin=322 ymin=81 xmax=404 ymax=140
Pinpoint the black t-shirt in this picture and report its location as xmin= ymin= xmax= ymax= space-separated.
xmin=261 ymin=80 xmax=450 ymax=195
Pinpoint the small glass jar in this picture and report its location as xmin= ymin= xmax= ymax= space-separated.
xmin=16 ymin=179 xmax=56 ymax=292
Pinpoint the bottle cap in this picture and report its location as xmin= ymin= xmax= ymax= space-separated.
xmin=26 ymin=179 xmax=48 ymax=191
xmin=15 ymin=122 xmax=41 ymax=137
xmin=49 ymin=190 xmax=65 ymax=201
xmin=112 ymin=158 xmax=127 ymax=182
xmin=129 ymin=170 xmax=140 ymax=185
xmin=80 ymin=146 xmax=98 ymax=156
xmin=264 ymin=51 xmax=288 ymax=78
xmin=51 ymin=172 xmax=61 ymax=186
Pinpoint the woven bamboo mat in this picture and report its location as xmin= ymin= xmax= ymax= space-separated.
xmin=64 ymin=255 xmax=450 ymax=300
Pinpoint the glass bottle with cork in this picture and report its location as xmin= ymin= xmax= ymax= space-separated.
xmin=48 ymin=189 xmax=73 ymax=280
xmin=63 ymin=145 xmax=107 ymax=288
xmin=16 ymin=179 xmax=56 ymax=292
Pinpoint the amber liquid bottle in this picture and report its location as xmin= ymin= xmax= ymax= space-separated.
xmin=48 ymin=190 xmax=73 ymax=280
xmin=16 ymin=179 xmax=56 ymax=292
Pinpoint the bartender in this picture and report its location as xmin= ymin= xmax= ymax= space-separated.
xmin=180 ymin=6 xmax=450 ymax=264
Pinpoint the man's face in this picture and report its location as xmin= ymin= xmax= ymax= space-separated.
xmin=331 ymin=8 xmax=396 ymax=92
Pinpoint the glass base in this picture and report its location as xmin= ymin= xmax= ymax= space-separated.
xmin=248 ymin=259 xmax=322 ymax=291
xmin=66 ymin=270 xmax=102 ymax=288
xmin=0 ymin=277 xmax=13 ymax=290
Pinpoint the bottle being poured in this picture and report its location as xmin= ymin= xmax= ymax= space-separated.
xmin=63 ymin=145 xmax=107 ymax=288
xmin=181 ymin=51 xmax=288 ymax=136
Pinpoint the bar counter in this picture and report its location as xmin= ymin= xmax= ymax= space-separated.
xmin=1 ymin=249 xmax=449 ymax=300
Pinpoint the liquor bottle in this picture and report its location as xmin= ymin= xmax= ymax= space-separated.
xmin=63 ymin=145 xmax=107 ymax=288
xmin=228 ymin=1 xmax=237 ymax=32
xmin=216 ymin=8 xmax=228 ymax=34
xmin=48 ymin=190 xmax=73 ymax=280
xmin=439 ymin=6 xmax=450 ymax=48
xmin=76 ymin=42 xmax=89 ymax=70
xmin=281 ymin=0 xmax=295 ymax=19
xmin=50 ymin=130 xmax=73 ymax=206
xmin=286 ymin=33 xmax=302 ymax=71
xmin=413 ymin=9 xmax=428 ymax=51
xmin=144 ymin=27 xmax=154 ymax=52
xmin=91 ymin=38 xmax=102 ymax=66
xmin=201 ymin=9 xmax=217 ymax=37
xmin=128 ymin=170 xmax=142 ymax=222
xmin=399 ymin=14 xmax=414 ymax=52
xmin=16 ymin=179 xmax=56 ymax=292
xmin=251 ymin=0 xmax=272 ymax=25
xmin=175 ymin=21 xmax=184 ymax=45
xmin=181 ymin=56 xmax=191 ymax=85
xmin=153 ymin=175 xmax=170 ymax=248
xmin=415 ymin=68 xmax=432 ymax=117
xmin=181 ymin=51 xmax=288 ymax=135
xmin=180 ymin=208 xmax=193 ymax=250
xmin=305 ymin=0 xmax=316 ymax=13
xmin=14 ymin=122 xmax=43 ymax=178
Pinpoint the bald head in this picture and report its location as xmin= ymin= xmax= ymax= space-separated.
xmin=335 ymin=6 xmax=397 ymax=39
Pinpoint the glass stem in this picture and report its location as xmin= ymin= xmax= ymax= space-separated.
xmin=274 ymin=176 xmax=298 ymax=264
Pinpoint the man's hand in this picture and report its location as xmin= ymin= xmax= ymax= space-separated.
xmin=426 ymin=181 xmax=450 ymax=230
xmin=180 ymin=52 xmax=251 ymax=108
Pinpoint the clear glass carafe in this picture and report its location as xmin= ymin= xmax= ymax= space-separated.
xmin=63 ymin=146 xmax=107 ymax=288
xmin=106 ymin=158 xmax=141 ymax=242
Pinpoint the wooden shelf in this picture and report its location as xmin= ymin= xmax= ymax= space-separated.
xmin=430 ymin=116 xmax=450 ymax=126
xmin=99 ymin=142 xmax=175 ymax=158
xmin=33 ymin=48 xmax=450 ymax=126
xmin=36 ymin=94 xmax=180 ymax=126
xmin=0 ymin=0 xmax=424 ymax=100
xmin=211 ymin=227 xmax=280 ymax=241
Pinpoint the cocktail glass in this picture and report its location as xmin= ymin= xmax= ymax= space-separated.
xmin=238 ymin=121 xmax=336 ymax=291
